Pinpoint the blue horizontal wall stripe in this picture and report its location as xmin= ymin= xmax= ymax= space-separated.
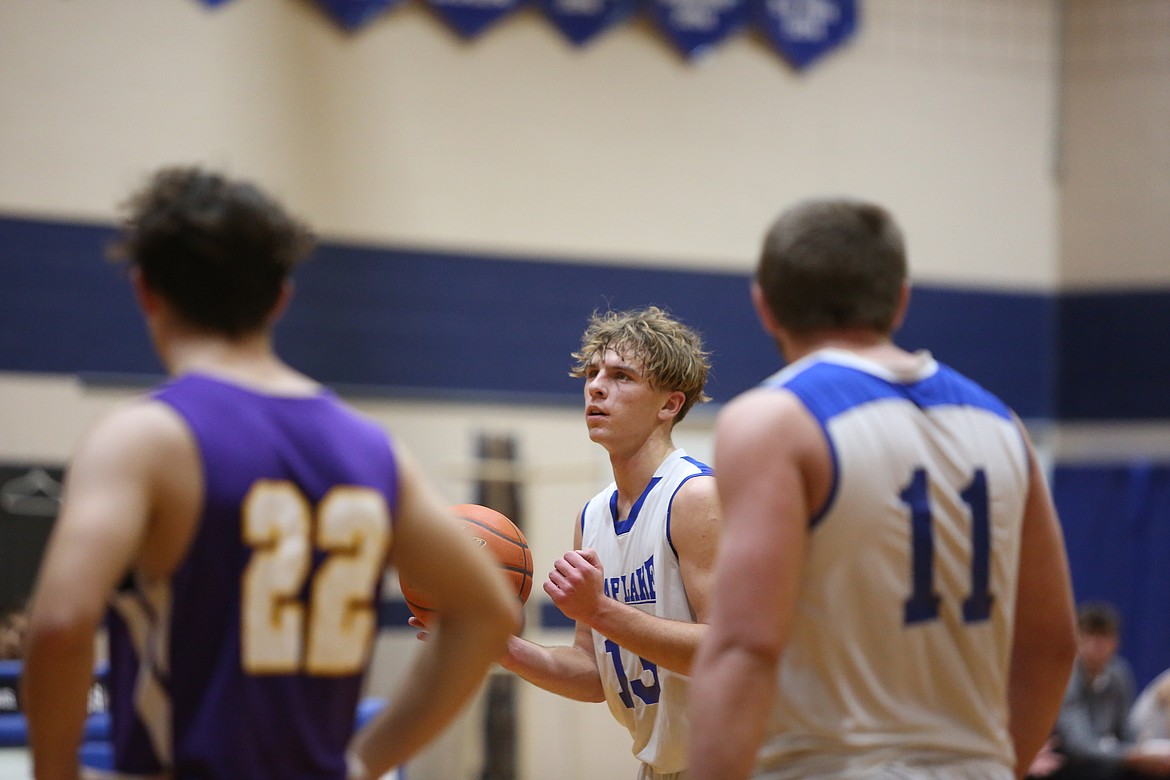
xmin=376 ymin=598 xmax=575 ymax=630
xmin=280 ymin=239 xmax=775 ymax=404
xmin=896 ymin=287 xmax=1055 ymax=420
xmin=1057 ymin=291 xmax=1170 ymax=420
xmin=539 ymin=601 xmax=576 ymax=629
xmin=0 ymin=218 xmax=155 ymax=375
xmin=6 ymin=214 xmax=1158 ymax=420
xmin=377 ymin=599 xmax=416 ymax=628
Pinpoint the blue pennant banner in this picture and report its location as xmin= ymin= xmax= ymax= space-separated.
xmin=315 ymin=0 xmax=404 ymax=30
xmin=755 ymin=0 xmax=857 ymax=70
xmin=426 ymin=0 xmax=525 ymax=38
xmin=650 ymin=0 xmax=750 ymax=60
xmin=189 ymin=0 xmax=859 ymax=69
xmin=539 ymin=0 xmax=640 ymax=47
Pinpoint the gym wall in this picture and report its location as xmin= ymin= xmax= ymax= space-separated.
xmin=2 ymin=1 xmax=1169 ymax=777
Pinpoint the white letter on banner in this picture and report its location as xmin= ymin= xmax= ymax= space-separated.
xmin=770 ymin=0 xmax=839 ymax=40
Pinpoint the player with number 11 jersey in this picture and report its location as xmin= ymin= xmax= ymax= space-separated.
xmin=688 ymin=198 xmax=1076 ymax=780
xmin=755 ymin=350 xmax=1030 ymax=776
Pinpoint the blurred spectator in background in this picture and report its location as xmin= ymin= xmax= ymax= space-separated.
xmin=1031 ymin=602 xmax=1170 ymax=779
xmin=0 ymin=604 xmax=28 ymax=660
xmin=1129 ymin=667 xmax=1170 ymax=745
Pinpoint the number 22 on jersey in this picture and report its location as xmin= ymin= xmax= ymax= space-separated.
xmin=241 ymin=480 xmax=391 ymax=675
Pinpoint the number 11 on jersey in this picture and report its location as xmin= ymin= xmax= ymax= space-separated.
xmin=901 ymin=467 xmax=994 ymax=626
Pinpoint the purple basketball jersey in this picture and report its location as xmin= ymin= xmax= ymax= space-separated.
xmin=105 ymin=374 xmax=399 ymax=778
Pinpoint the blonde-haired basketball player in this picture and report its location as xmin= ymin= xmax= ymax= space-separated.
xmin=502 ymin=306 xmax=720 ymax=780
xmin=22 ymin=166 xmax=518 ymax=780
xmin=689 ymin=198 xmax=1077 ymax=780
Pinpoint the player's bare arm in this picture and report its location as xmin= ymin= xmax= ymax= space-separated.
xmin=497 ymin=510 xmax=605 ymax=702
xmin=498 ymin=620 xmax=607 ymax=703
xmin=551 ymin=475 xmax=720 ymax=675
xmin=1007 ymin=420 xmax=1077 ymax=779
xmin=689 ymin=388 xmax=820 ymax=780
xmin=350 ymin=445 xmax=519 ymax=777
xmin=23 ymin=400 xmax=195 ymax=780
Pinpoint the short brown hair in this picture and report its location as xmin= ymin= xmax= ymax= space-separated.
xmin=1077 ymin=601 xmax=1121 ymax=637
xmin=570 ymin=307 xmax=711 ymax=424
xmin=757 ymin=198 xmax=907 ymax=336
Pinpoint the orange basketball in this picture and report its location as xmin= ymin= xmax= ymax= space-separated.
xmin=400 ymin=503 xmax=533 ymax=627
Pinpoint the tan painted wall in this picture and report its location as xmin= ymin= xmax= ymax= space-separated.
xmin=0 ymin=0 xmax=1060 ymax=286
xmin=12 ymin=0 xmax=1170 ymax=777
xmin=1058 ymin=0 xmax=1170 ymax=289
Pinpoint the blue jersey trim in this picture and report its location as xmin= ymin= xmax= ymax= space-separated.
xmin=665 ymin=458 xmax=715 ymax=559
xmin=772 ymin=360 xmax=1013 ymax=527
xmin=772 ymin=361 xmax=1013 ymax=426
xmin=610 ymin=477 xmax=662 ymax=536
xmin=681 ymin=455 xmax=714 ymax=475
xmin=808 ymin=436 xmax=842 ymax=529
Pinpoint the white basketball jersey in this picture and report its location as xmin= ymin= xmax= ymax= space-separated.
xmin=582 ymin=448 xmax=712 ymax=775
xmin=756 ymin=349 xmax=1027 ymax=779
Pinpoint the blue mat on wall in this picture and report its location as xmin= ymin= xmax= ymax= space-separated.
xmin=1053 ymin=463 xmax=1170 ymax=690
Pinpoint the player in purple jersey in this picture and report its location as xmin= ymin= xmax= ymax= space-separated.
xmin=689 ymin=198 xmax=1077 ymax=780
xmin=22 ymin=166 xmax=518 ymax=780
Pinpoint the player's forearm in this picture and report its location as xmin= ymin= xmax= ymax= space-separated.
xmin=1009 ymin=686 xmax=1067 ymax=778
xmin=23 ymin=620 xmax=96 ymax=780
xmin=497 ymin=635 xmax=605 ymax=702
xmin=1008 ymin=524 xmax=1077 ymax=776
xmin=1008 ymin=645 xmax=1077 ymax=777
xmin=689 ymin=644 xmax=775 ymax=780
xmin=351 ymin=607 xmax=515 ymax=775
xmin=585 ymin=597 xmax=705 ymax=675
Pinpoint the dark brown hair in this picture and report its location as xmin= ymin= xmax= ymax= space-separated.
xmin=112 ymin=166 xmax=315 ymax=337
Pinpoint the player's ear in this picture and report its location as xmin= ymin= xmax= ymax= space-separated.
xmin=131 ymin=267 xmax=162 ymax=317
xmin=890 ymin=281 xmax=911 ymax=332
xmin=751 ymin=282 xmax=781 ymax=336
xmin=660 ymin=389 xmax=686 ymax=421
xmin=267 ymin=279 xmax=295 ymax=324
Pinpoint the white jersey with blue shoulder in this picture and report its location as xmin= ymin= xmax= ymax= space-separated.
xmin=581 ymin=448 xmax=712 ymax=776
xmin=756 ymin=349 xmax=1027 ymax=780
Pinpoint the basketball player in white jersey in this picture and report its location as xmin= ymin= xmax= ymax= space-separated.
xmin=688 ymin=199 xmax=1078 ymax=780
xmin=500 ymin=307 xmax=721 ymax=780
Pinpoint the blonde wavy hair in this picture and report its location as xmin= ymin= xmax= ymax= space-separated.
xmin=570 ymin=306 xmax=711 ymax=424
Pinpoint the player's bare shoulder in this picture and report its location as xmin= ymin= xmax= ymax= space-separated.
xmin=714 ymin=384 xmax=830 ymax=518
xmin=717 ymin=386 xmax=819 ymax=459
xmin=73 ymin=396 xmax=196 ymax=472
xmin=669 ymin=474 xmax=720 ymax=557
xmin=670 ymin=470 xmax=719 ymax=528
